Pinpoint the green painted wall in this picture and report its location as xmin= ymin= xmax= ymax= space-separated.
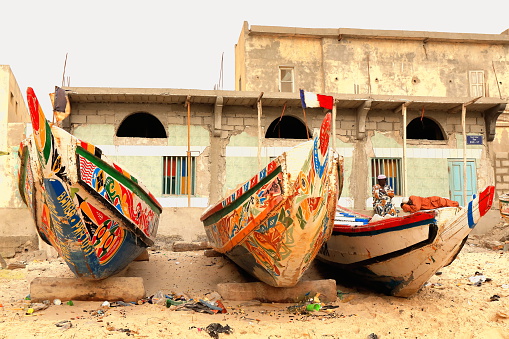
xmin=371 ymin=131 xmax=401 ymax=148
xmin=108 ymin=155 xmax=163 ymax=196
xmin=73 ymin=124 xmax=115 ymax=145
xmin=167 ymin=125 xmax=209 ymax=146
xmin=404 ymin=158 xmax=450 ymax=197
xmin=229 ymin=132 xmax=258 ymax=146
xmin=225 ymin=156 xmax=262 ymax=194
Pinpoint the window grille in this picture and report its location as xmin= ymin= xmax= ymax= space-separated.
xmin=279 ymin=67 xmax=294 ymax=92
xmin=163 ymin=156 xmax=196 ymax=195
xmin=371 ymin=158 xmax=402 ymax=195
xmin=469 ymin=70 xmax=485 ymax=97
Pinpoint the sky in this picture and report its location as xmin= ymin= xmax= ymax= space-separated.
xmin=2 ymin=0 xmax=509 ymax=116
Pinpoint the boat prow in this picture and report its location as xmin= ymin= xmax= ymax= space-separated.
xmin=18 ymin=87 xmax=162 ymax=279
xmin=201 ymin=113 xmax=343 ymax=287
xmin=317 ymin=186 xmax=495 ymax=297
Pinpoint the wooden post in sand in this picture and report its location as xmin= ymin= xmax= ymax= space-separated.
xmin=217 ymin=279 xmax=337 ymax=303
xmin=30 ymin=277 xmax=146 ymax=302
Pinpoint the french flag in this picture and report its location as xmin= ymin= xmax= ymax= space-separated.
xmin=300 ymin=89 xmax=334 ymax=110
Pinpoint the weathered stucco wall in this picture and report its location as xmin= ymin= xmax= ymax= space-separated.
xmin=238 ymin=23 xmax=509 ymax=98
xmin=323 ymin=38 xmax=509 ymax=97
xmin=0 ymin=66 xmax=36 ymax=257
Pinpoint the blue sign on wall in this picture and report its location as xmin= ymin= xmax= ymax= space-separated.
xmin=467 ymin=135 xmax=483 ymax=145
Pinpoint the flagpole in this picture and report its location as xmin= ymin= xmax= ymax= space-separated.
xmin=302 ymin=107 xmax=310 ymax=139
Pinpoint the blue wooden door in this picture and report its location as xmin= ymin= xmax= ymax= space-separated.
xmin=448 ymin=160 xmax=477 ymax=206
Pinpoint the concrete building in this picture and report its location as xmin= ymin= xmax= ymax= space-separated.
xmin=235 ymin=22 xmax=509 ymax=208
xmin=0 ymin=65 xmax=35 ymax=257
xmin=2 ymin=23 xmax=509 ymax=255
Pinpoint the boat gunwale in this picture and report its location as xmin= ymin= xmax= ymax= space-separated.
xmin=333 ymin=210 xmax=436 ymax=235
xmin=76 ymin=145 xmax=162 ymax=214
xmin=201 ymin=165 xmax=283 ymax=225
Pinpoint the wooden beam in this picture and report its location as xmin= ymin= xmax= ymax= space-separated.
xmin=448 ymin=96 xmax=482 ymax=114
xmin=217 ymin=279 xmax=337 ymax=303
xmin=393 ymin=101 xmax=412 ymax=114
xmin=30 ymin=277 xmax=145 ymax=302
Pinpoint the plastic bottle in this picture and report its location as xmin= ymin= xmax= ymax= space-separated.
xmin=306 ymin=303 xmax=322 ymax=311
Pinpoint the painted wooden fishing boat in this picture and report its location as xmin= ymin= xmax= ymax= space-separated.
xmin=200 ymin=113 xmax=343 ymax=287
xmin=18 ymin=87 xmax=162 ymax=279
xmin=317 ymin=186 xmax=495 ymax=297
xmin=499 ymin=193 xmax=509 ymax=223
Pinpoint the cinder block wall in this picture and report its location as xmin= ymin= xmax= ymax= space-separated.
xmin=495 ymin=152 xmax=509 ymax=201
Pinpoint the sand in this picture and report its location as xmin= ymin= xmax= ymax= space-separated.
xmin=1 ymin=235 xmax=509 ymax=339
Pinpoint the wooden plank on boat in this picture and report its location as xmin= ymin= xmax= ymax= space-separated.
xmin=172 ymin=241 xmax=212 ymax=252
xmin=30 ymin=277 xmax=145 ymax=302
xmin=217 ymin=279 xmax=337 ymax=303
xmin=203 ymin=249 xmax=223 ymax=257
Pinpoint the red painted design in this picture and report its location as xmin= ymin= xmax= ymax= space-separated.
xmin=319 ymin=113 xmax=331 ymax=157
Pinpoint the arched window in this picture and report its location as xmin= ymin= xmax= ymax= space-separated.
xmin=406 ymin=117 xmax=445 ymax=140
xmin=265 ymin=116 xmax=311 ymax=139
xmin=116 ymin=112 xmax=167 ymax=138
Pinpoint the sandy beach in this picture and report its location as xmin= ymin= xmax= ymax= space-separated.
xmin=1 ymin=227 xmax=509 ymax=339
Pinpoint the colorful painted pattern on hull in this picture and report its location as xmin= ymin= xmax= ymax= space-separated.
xmin=202 ymin=113 xmax=343 ymax=287
xmin=77 ymin=147 xmax=160 ymax=238
xmin=18 ymin=88 xmax=161 ymax=279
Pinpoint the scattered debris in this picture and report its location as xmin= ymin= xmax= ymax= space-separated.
xmin=489 ymin=295 xmax=501 ymax=302
xmin=55 ymin=320 xmax=72 ymax=329
xmin=468 ymin=272 xmax=491 ymax=286
xmin=496 ymin=311 xmax=509 ymax=319
xmin=0 ymin=253 xmax=7 ymax=269
xmin=7 ymin=263 xmax=26 ymax=270
xmin=110 ymin=301 xmax=133 ymax=307
xmin=287 ymin=293 xmax=325 ymax=314
xmin=204 ymin=323 xmax=233 ymax=339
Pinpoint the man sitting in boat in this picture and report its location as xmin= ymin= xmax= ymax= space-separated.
xmin=400 ymin=196 xmax=459 ymax=213
xmin=372 ymin=174 xmax=397 ymax=217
